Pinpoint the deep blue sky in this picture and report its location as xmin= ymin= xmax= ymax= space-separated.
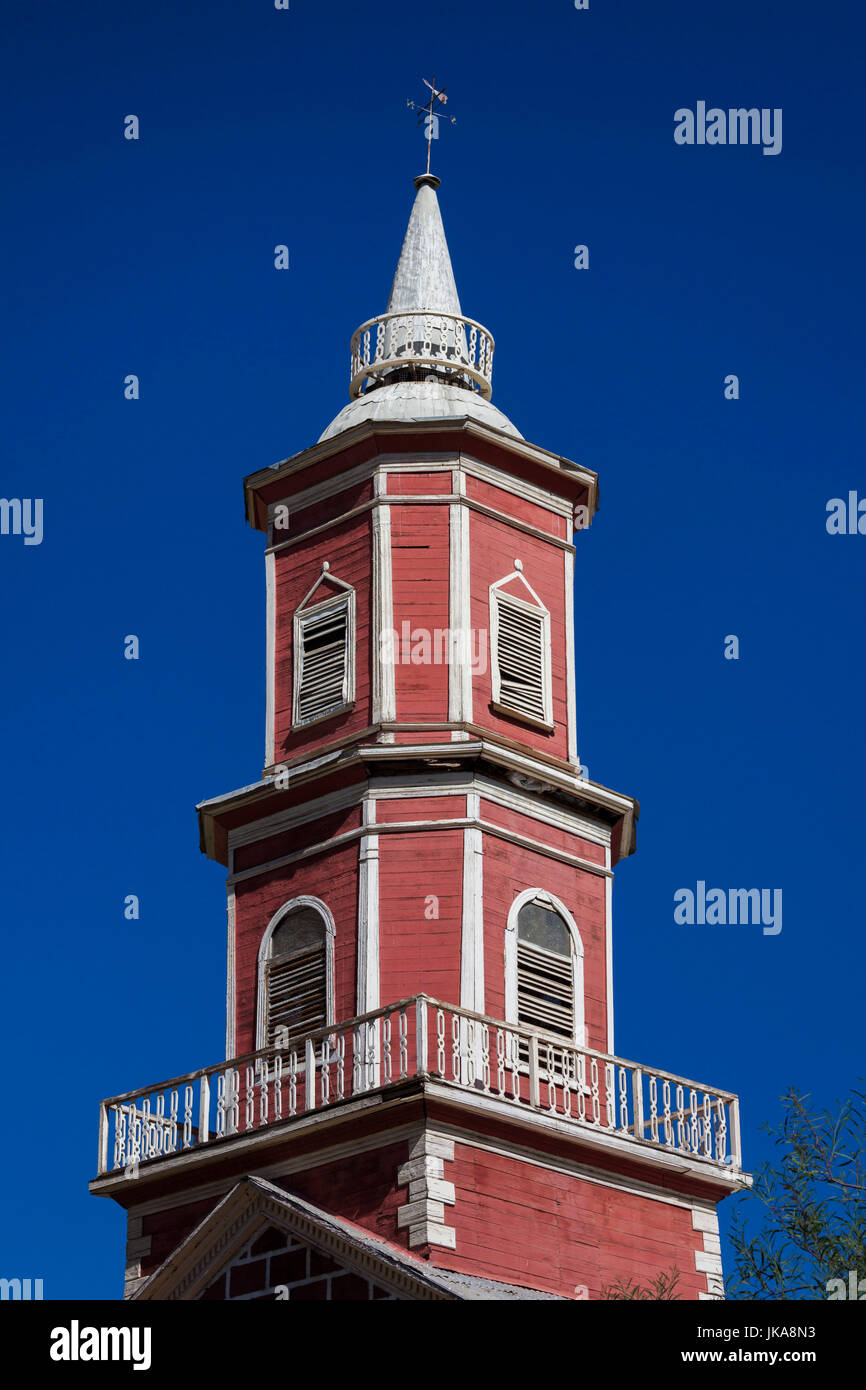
xmin=1 ymin=0 xmax=863 ymax=1298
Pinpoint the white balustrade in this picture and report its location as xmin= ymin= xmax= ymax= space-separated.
xmin=96 ymin=995 xmax=740 ymax=1178
xmin=349 ymin=310 xmax=495 ymax=400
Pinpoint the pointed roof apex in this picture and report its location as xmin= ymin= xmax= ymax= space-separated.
xmin=341 ymin=175 xmax=503 ymax=417
xmin=387 ymin=177 xmax=462 ymax=317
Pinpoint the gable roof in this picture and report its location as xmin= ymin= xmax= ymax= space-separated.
xmin=133 ymin=1176 xmax=564 ymax=1301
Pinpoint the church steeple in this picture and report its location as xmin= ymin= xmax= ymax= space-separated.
xmin=92 ymin=157 xmax=742 ymax=1308
xmin=320 ymin=175 xmax=521 ymax=441
xmin=348 ymin=177 xmax=495 ymax=404
xmin=386 ymin=175 xmax=462 ymax=317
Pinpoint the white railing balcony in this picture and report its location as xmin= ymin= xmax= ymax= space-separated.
xmin=96 ymin=996 xmax=741 ymax=1179
xmin=349 ymin=311 xmax=495 ymax=400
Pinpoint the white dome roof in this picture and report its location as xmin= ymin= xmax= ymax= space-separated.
xmin=319 ymin=380 xmax=522 ymax=443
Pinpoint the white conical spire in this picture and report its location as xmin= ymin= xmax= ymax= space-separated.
xmin=347 ymin=174 xmax=495 ymax=404
xmin=321 ymin=173 xmax=521 ymax=443
xmin=386 ymin=174 xmax=462 ymax=316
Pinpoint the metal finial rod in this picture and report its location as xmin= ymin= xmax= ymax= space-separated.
xmin=406 ymin=74 xmax=456 ymax=176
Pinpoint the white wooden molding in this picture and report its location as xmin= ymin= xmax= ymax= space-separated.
xmin=564 ymin=546 xmax=578 ymax=765
xmin=460 ymin=793 xmax=485 ymax=1014
xmin=356 ymin=798 xmax=380 ymax=1015
xmin=226 ymin=867 xmax=236 ymax=1061
xmin=449 ymin=468 xmax=473 ymax=739
xmin=605 ymin=844 xmax=614 ymax=1054
xmin=227 ymin=813 xmax=613 ymax=890
xmin=397 ymin=1130 xmax=457 ymax=1250
xmin=268 ymin=494 xmax=576 ymax=559
xmin=228 ymin=782 xmax=362 ymax=852
xmin=265 ymin=551 xmax=275 ymax=768
xmin=693 ymin=1207 xmax=725 ymax=1299
xmin=460 ymin=452 xmax=574 ymax=519
xmin=372 ymin=490 xmax=395 ymax=732
xmin=369 ymin=772 xmax=611 ymax=847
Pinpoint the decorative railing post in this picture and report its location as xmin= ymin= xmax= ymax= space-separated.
xmin=367 ymin=1016 xmax=380 ymax=1091
xmin=98 ymin=1102 xmax=109 ymax=1176
xmin=198 ymin=1074 xmax=210 ymax=1147
xmin=528 ymin=1034 xmax=540 ymax=1110
xmin=305 ymin=1038 xmax=316 ymax=1111
xmin=729 ymin=1097 xmax=742 ymax=1172
xmin=416 ymin=995 xmax=429 ymax=1077
xmin=632 ymin=1067 xmax=644 ymax=1141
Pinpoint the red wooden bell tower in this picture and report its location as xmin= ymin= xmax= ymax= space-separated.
xmin=91 ymin=173 xmax=743 ymax=1302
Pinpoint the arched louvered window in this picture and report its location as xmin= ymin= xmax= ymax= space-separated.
xmin=516 ymin=901 xmax=574 ymax=1039
xmin=256 ymin=899 xmax=335 ymax=1049
xmin=489 ymin=565 xmax=552 ymax=729
xmin=505 ymin=890 xmax=585 ymax=1047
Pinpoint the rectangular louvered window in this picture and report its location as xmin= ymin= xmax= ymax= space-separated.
xmin=265 ymin=943 xmax=327 ymax=1047
xmin=492 ymin=594 xmax=551 ymax=726
xmin=517 ymin=939 xmax=575 ymax=1040
xmin=293 ymin=595 xmax=354 ymax=727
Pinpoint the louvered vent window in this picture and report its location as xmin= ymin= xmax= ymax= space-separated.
xmin=493 ymin=594 xmax=551 ymax=726
xmin=265 ymin=907 xmax=327 ymax=1048
xmin=516 ymin=901 xmax=575 ymax=1041
xmin=294 ymin=596 xmax=352 ymax=726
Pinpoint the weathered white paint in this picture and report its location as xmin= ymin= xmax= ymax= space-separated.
xmin=449 ymin=468 xmax=472 ymax=738
xmin=372 ymin=484 xmax=395 ymax=732
xmin=265 ymin=550 xmax=275 ymax=768
xmin=356 ymin=799 xmax=380 ymax=1015
xmin=460 ymin=793 xmax=485 ymax=1013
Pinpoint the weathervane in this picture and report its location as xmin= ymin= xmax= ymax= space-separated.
xmin=407 ymin=76 xmax=456 ymax=176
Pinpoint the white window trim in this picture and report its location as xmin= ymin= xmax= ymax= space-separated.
xmin=505 ymin=889 xmax=585 ymax=1048
xmin=489 ymin=568 xmax=553 ymax=731
xmin=255 ymin=895 xmax=336 ymax=1051
xmin=292 ymin=564 xmax=356 ymax=730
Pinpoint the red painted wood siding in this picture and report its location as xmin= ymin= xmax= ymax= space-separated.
xmin=378 ymin=828 xmax=463 ymax=1004
xmin=232 ymin=805 xmax=361 ymax=876
xmin=273 ymin=514 xmax=372 ymax=762
xmin=430 ymin=1143 xmax=707 ymax=1300
xmin=480 ymin=797 xmax=606 ymax=866
xmin=375 ymin=795 xmax=465 ymax=825
xmin=391 ymin=730 xmax=453 ymax=743
xmin=391 ymin=503 xmax=450 ymax=724
xmin=480 ymin=830 xmax=608 ymax=1051
xmin=288 ymin=1141 xmax=409 ymax=1249
xmin=279 ymin=479 xmax=374 ymax=539
xmin=386 ymin=471 xmax=452 ymax=495
xmin=465 ymin=473 xmax=567 ymax=539
xmin=232 ymin=841 xmax=359 ymax=1055
xmin=469 ymin=510 xmax=570 ymax=761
